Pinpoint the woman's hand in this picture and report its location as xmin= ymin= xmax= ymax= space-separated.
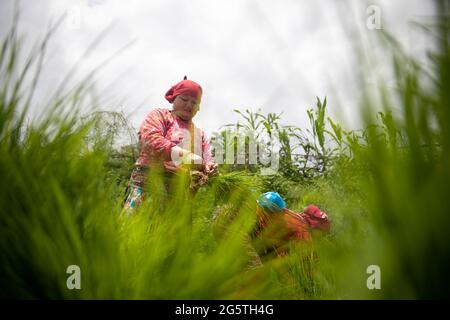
xmin=181 ymin=151 xmax=205 ymax=171
xmin=172 ymin=146 xmax=204 ymax=171
xmin=204 ymin=162 xmax=218 ymax=176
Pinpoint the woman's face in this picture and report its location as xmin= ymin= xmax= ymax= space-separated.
xmin=172 ymin=94 xmax=200 ymax=121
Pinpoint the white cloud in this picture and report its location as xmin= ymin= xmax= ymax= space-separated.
xmin=0 ymin=0 xmax=436 ymax=138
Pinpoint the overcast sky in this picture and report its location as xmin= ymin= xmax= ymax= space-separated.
xmin=0 ymin=0 xmax=436 ymax=141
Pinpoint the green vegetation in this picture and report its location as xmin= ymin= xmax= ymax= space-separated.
xmin=1 ymin=1 xmax=449 ymax=299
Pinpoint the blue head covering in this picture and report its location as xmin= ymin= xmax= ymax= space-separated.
xmin=257 ymin=192 xmax=286 ymax=213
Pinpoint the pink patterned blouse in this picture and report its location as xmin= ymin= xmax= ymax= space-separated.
xmin=136 ymin=108 xmax=214 ymax=173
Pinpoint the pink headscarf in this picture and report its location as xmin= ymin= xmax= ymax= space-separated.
xmin=300 ymin=205 xmax=330 ymax=231
xmin=165 ymin=76 xmax=203 ymax=103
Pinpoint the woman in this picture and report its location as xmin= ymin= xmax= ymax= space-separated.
xmin=123 ymin=76 xmax=218 ymax=210
xmin=251 ymin=192 xmax=331 ymax=287
xmin=253 ymin=192 xmax=330 ymax=257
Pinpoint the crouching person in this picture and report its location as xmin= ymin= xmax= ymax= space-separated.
xmin=250 ymin=192 xmax=331 ymax=292
xmin=251 ymin=192 xmax=331 ymax=260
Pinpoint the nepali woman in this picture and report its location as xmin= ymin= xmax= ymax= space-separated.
xmin=123 ymin=77 xmax=218 ymax=210
xmin=253 ymin=192 xmax=330 ymax=259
